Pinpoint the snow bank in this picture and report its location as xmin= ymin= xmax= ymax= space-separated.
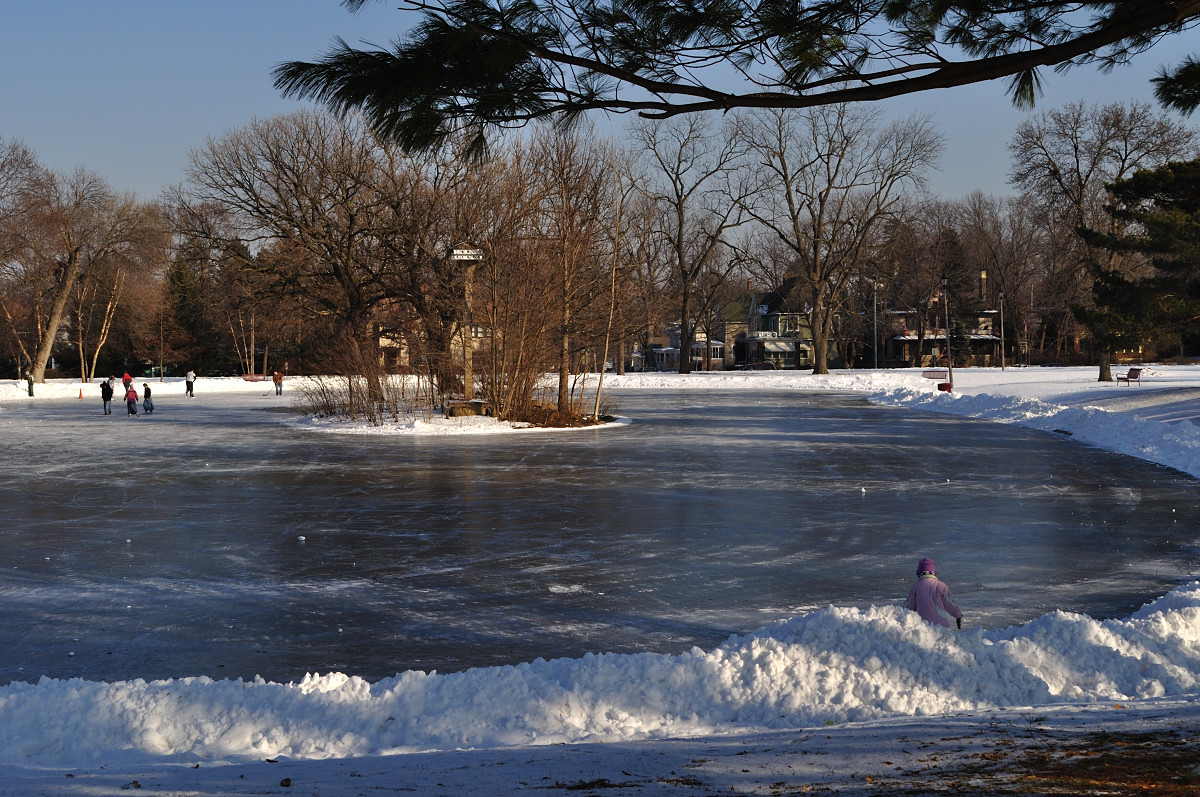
xmin=865 ymin=383 xmax=1200 ymax=479
xmin=2 ymin=581 xmax=1197 ymax=766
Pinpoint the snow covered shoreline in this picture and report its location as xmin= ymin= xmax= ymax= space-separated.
xmin=2 ymin=582 xmax=1198 ymax=767
xmin=597 ymin=364 xmax=1200 ymax=480
xmin=1 ymin=366 xmax=1197 ymax=795
xmin=11 ymin=364 xmax=1198 ymax=477
xmin=0 ymin=583 xmax=1196 ymax=795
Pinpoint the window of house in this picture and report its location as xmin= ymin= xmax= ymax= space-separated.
xmin=778 ymin=315 xmax=804 ymax=336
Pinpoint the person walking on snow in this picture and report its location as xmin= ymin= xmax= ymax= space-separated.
xmin=185 ymin=369 xmax=195 ymax=397
xmin=124 ymin=384 xmax=139 ymax=416
xmin=122 ymin=372 xmax=132 ymax=390
xmin=142 ymin=383 xmax=154 ymax=414
xmin=906 ymin=558 xmax=963 ymax=629
xmin=273 ymin=370 xmax=283 ymax=395
xmin=100 ymin=378 xmax=114 ymax=415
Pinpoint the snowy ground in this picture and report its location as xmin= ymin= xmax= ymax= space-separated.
xmin=1 ymin=365 xmax=1198 ymax=795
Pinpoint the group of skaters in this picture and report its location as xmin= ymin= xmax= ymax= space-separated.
xmin=97 ymin=369 xmax=285 ymax=415
xmin=99 ymin=370 xmax=196 ymax=416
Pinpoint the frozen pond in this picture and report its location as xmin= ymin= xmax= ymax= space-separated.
xmin=1 ymin=386 xmax=1198 ymax=684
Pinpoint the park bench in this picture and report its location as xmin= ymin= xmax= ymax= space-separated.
xmin=446 ymin=400 xmax=492 ymax=418
xmin=921 ymin=368 xmax=952 ymax=392
xmin=1115 ymin=367 xmax=1143 ymax=386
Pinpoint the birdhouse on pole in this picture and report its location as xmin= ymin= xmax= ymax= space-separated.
xmin=451 ymin=244 xmax=482 ymax=261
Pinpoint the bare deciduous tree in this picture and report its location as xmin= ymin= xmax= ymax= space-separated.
xmin=0 ymin=137 xmax=44 ymax=374
xmin=1008 ymin=100 xmax=1198 ymax=379
xmin=532 ymin=126 xmax=615 ymax=411
xmin=634 ymin=116 xmax=748 ymax=374
xmin=72 ymin=202 xmax=168 ymax=382
xmin=181 ymin=110 xmax=400 ymax=401
xmin=2 ymin=164 xmax=155 ymax=383
xmin=957 ymin=192 xmax=1045 ymax=363
xmin=741 ymin=105 xmax=943 ymax=373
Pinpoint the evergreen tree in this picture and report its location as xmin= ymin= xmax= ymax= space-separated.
xmin=1077 ymin=159 xmax=1200 ymax=353
xmin=1070 ymin=270 xmax=1165 ymax=358
xmin=166 ymin=252 xmax=222 ymax=373
xmin=949 ymin=317 xmax=971 ymax=368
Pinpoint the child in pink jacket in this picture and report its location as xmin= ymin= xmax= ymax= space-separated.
xmin=907 ymin=558 xmax=963 ymax=629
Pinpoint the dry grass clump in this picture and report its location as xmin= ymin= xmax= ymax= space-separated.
xmin=873 ymin=724 xmax=1199 ymax=796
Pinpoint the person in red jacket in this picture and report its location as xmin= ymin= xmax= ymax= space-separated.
xmin=906 ymin=558 xmax=963 ymax=629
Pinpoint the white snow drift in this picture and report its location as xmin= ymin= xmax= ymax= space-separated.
xmin=0 ymin=581 xmax=1197 ymax=767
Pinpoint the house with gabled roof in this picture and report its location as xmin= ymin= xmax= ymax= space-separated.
xmin=721 ymin=289 xmax=843 ymax=370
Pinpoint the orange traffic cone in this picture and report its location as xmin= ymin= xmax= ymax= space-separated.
xmin=79 ymin=388 xmax=83 ymax=399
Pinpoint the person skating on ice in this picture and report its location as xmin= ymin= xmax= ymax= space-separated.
xmin=99 ymin=378 xmax=113 ymax=415
xmin=124 ymin=383 xmax=139 ymax=416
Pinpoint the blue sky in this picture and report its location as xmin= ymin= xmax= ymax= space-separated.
xmin=1 ymin=2 xmax=1196 ymax=201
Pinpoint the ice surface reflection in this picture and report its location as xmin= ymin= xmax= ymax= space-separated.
xmin=0 ymin=388 xmax=1197 ymax=684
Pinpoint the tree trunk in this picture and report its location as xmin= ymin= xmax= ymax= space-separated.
xmin=812 ymin=324 xmax=830 ymax=373
xmin=86 ymin=268 xmax=125 ymax=383
xmin=811 ymin=298 xmax=831 ymax=374
xmin=355 ymin=323 xmax=384 ymax=404
xmin=557 ymin=255 xmax=573 ymax=413
xmin=677 ymin=293 xmax=693 ymax=374
xmin=557 ymin=306 xmax=571 ymax=413
xmin=593 ymin=250 xmax=620 ymax=420
xmin=230 ymin=316 xmax=251 ymax=375
xmin=76 ymin=298 xmax=89 ymax=383
xmin=910 ymin=312 xmax=926 ymax=367
xmin=425 ymin=318 xmax=457 ymax=406
xmin=30 ymin=251 xmax=81 ymax=382
xmin=0 ymin=295 xmax=34 ymax=377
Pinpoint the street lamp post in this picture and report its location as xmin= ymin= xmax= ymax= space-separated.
xmin=941 ymin=275 xmax=953 ymax=390
xmin=998 ymin=290 xmax=1006 ymax=371
xmin=873 ymin=282 xmax=883 ymax=369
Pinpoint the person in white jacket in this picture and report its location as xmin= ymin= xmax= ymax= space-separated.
xmin=906 ymin=558 xmax=963 ymax=629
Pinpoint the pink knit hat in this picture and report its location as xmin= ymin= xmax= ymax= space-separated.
xmin=917 ymin=558 xmax=937 ymax=576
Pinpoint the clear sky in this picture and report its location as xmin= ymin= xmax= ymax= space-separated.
xmin=2 ymin=2 xmax=1197 ymax=202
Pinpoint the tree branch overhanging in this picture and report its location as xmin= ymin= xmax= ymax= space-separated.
xmin=275 ymin=0 xmax=1200 ymax=151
